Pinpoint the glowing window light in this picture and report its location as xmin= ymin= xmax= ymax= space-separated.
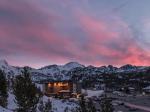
xmin=53 ymin=82 xmax=69 ymax=86
xmin=54 ymin=83 xmax=57 ymax=86
xmin=48 ymin=83 xmax=51 ymax=87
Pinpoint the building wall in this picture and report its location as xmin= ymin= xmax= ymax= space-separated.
xmin=45 ymin=82 xmax=73 ymax=95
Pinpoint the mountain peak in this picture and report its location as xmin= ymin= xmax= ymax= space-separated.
xmin=64 ymin=62 xmax=84 ymax=67
xmin=40 ymin=64 xmax=58 ymax=70
xmin=120 ymin=64 xmax=136 ymax=70
xmin=63 ymin=62 xmax=85 ymax=70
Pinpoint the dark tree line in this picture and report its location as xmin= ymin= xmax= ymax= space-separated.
xmin=76 ymin=95 xmax=114 ymax=112
xmin=0 ymin=70 xmax=8 ymax=107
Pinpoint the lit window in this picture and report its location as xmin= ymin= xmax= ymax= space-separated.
xmin=48 ymin=83 xmax=51 ymax=87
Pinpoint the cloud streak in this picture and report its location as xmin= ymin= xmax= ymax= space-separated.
xmin=0 ymin=0 xmax=150 ymax=67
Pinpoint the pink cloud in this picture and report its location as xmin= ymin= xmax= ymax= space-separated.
xmin=75 ymin=12 xmax=150 ymax=66
xmin=0 ymin=0 xmax=150 ymax=67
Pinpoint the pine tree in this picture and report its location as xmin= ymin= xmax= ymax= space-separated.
xmin=0 ymin=69 xmax=8 ymax=107
xmin=100 ymin=96 xmax=114 ymax=112
xmin=78 ymin=95 xmax=97 ymax=112
xmin=87 ymin=99 xmax=96 ymax=112
xmin=79 ymin=95 xmax=87 ymax=112
xmin=13 ymin=67 xmax=41 ymax=112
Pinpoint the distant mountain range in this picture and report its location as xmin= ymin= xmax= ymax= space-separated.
xmin=0 ymin=59 xmax=150 ymax=82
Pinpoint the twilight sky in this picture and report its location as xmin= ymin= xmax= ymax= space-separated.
xmin=0 ymin=0 xmax=150 ymax=68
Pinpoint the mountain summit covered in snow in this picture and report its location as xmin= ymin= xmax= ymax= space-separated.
xmin=0 ymin=59 xmax=149 ymax=81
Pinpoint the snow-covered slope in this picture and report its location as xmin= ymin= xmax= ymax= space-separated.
xmin=1 ymin=92 xmax=78 ymax=112
xmin=62 ymin=62 xmax=85 ymax=71
xmin=0 ymin=106 xmax=12 ymax=112
xmin=0 ymin=60 xmax=22 ymax=77
xmin=41 ymin=96 xmax=78 ymax=112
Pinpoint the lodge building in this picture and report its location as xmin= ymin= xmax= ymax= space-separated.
xmin=41 ymin=80 xmax=81 ymax=98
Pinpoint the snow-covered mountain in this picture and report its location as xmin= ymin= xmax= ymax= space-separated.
xmin=0 ymin=60 xmax=22 ymax=77
xmin=0 ymin=60 xmax=85 ymax=81
xmin=0 ymin=59 xmax=149 ymax=81
xmin=33 ymin=62 xmax=85 ymax=81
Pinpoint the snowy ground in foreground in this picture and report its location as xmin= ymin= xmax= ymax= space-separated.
xmin=0 ymin=106 xmax=13 ymax=112
xmin=41 ymin=96 xmax=78 ymax=112
xmin=7 ymin=93 xmax=17 ymax=110
xmin=1 ymin=89 xmax=104 ymax=112
xmin=0 ymin=93 xmax=78 ymax=112
xmin=0 ymin=93 xmax=16 ymax=112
